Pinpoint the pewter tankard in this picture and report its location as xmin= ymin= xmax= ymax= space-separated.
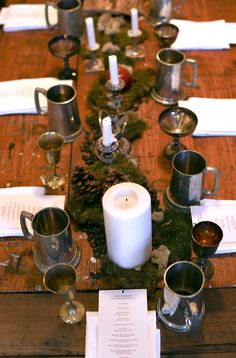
xmin=151 ymin=48 xmax=198 ymax=105
xmin=34 ymin=84 xmax=82 ymax=143
xmin=45 ymin=0 xmax=84 ymax=38
xmin=165 ymin=150 xmax=220 ymax=212
xmin=20 ymin=207 xmax=80 ymax=273
xmin=157 ymin=261 xmax=205 ymax=332
xmin=148 ymin=0 xmax=172 ymax=24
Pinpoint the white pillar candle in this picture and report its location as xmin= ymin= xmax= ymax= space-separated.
xmin=102 ymin=116 xmax=114 ymax=147
xmin=108 ymin=55 xmax=119 ymax=86
xmin=85 ymin=17 xmax=96 ymax=50
xmin=131 ymin=8 xmax=139 ymax=35
xmin=102 ymin=182 xmax=152 ymax=269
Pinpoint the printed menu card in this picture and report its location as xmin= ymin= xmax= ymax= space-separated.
xmin=98 ymin=289 xmax=149 ymax=358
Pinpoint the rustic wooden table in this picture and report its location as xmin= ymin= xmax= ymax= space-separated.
xmin=0 ymin=0 xmax=236 ymax=356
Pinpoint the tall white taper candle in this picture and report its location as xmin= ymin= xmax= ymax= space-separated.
xmin=131 ymin=8 xmax=139 ymax=35
xmin=85 ymin=17 xmax=96 ymax=50
xmin=108 ymin=55 xmax=119 ymax=86
xmin=102 ymin=116 xmax=114 ymax=147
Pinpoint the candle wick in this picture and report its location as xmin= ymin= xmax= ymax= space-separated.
xmin=125 ymin=198 xmax=128 ymax=202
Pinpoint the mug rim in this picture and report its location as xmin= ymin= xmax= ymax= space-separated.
xmin=156 ymin=48 xmax=185 ymax=65
xmin=172 ymin=149 xmax=206 ymax=175
xmin=57 ymin=0 xmax=81 ymax=10
xmin=32 ymin=207 xmax=70 ymax=236
xmin=47 ymin=84 xmax=76 ymax=104
xmin=164 ymin=260 xmax=205 ymax=298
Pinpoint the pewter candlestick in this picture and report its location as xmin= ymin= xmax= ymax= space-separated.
xmin=125 ymin=29 xmax=145 ymax=59
xmin=105 ymin=79 xmax=131 ymax=155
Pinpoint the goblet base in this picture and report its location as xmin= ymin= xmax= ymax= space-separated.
xmin=58 ymin=67 xmax=77 ymax=80
xmin=164 ymin=141 xmax=186 ymax=160
xmin=60 ymin=300 xmax=85 ymax=324
xmin=191 ymin=257 xmax=214 ymax=281
xmin=125 ymin=45 xmax=145 ymax=59
xmin=85 ymin=58 xmax=104 ymax=73
xmin=40 ymin=174 xmax=66 ymax=190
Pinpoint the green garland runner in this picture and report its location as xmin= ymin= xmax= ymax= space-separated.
xmin=67 ymin=17 xmax=193 ymax=296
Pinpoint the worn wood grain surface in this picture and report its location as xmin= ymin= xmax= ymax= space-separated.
xmin=0 ymin=0 xmax=235 ymax=293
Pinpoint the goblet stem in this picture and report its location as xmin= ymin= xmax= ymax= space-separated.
xmin=52 ymin=164 xmax=58 ymax=179
xmin=172 ymin=136 xmax=180 ymax=151
xmin=198 ymin=257 xmax=206 ymax=272
xmin=63 ymin=56 xmax=70 ymax=70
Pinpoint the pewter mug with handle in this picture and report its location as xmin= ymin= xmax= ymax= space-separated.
xmin=157 ymin=261 xmax=205 ymax=332
xmin=45 ymin=0 xmax=84 ymax=38
xmin=20 ymin=207 xmax=80 ymax=273
xmin=151 ymin=48 xmax=198 ymax=105
xmin=34 ymin=84 xmax=82 ymax=143
xmin=167 ymin=150 xmax=220 ymax=208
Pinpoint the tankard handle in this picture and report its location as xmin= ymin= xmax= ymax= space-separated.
xmin=182 ymin=59 xmax=198 ymax=88
xmin=20 ymin=211 xmax=34 ymax=240
xmin=45 ymin=2 xmax=58 ymax=29
xmin=184 ymin=301 xmax=199 ymax=331
xmin=203 ymin=166 xmax=220 ymax=196
xmin=34 ymin=87 xmax=48 ymax=115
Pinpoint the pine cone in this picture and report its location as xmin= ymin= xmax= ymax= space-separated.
xmin=71 ymin=166 xmax=102 ymax=203
xmin=102 ymin=167 xmax=131 ymax=194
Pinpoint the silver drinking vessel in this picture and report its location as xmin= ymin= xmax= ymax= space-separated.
xmin=151 ymin=48 xmax=198 ymax=105
xmin=157 ymin=261 xmax=205 ymax=332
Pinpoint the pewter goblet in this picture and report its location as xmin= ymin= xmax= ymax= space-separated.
xmin=155 ymin=22 xmax=179 ymax=47
xmin=38 ymin=131 xmax=66 ymax=190
xmin=191 ymin=221 xmax=223 ymax=281
xmin=158 ymin=107 xmax=198 ymax=159
xmin=43 ymin=263 xmax=85 ymax=324
xmin=48 ymin=34 xmax=80 ymax=80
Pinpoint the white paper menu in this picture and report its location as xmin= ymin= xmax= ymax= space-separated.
xmin=0 ymin=194 xmax=65 ymax=237
xmin=98 ymin=289 xmax=149 ymax=358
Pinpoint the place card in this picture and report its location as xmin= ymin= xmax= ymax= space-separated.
xmin=98 ymin=289 xmax=149 ymax=358
xmin=190 ymin=204 xmax=236 ymax=254
xmin=0 ymin=194 xmax=65 ymax=237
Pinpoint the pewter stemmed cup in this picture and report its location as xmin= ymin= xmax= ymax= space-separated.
xmin=38 ymin=131 xmax=66 ymax=190
xmin=154 ymin=22 xmax=179 ymax=47
xmin=191 ymin=221 xmax=223 ymax=281
xmin=158 ymin=107 xmax=198 ymax=159
xmin=43 ymin=263 xmax=85 ymax=324
xmin=48 ymin=34 xmax=80 ymax=80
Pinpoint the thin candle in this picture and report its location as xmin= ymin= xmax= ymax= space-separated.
xmin=85 ymin=17 xmax=96 ymax=50
xmin=102 ymin=116 xmax=114 ymax=147
xmin=131 ymin=8 xmax=139 ymax=35
xmin=108 ymin=55 xmax=119 ymax=86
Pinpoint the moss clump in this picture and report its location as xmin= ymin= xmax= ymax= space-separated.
xmin=87 ymin=68 xmax=156 ymax=113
